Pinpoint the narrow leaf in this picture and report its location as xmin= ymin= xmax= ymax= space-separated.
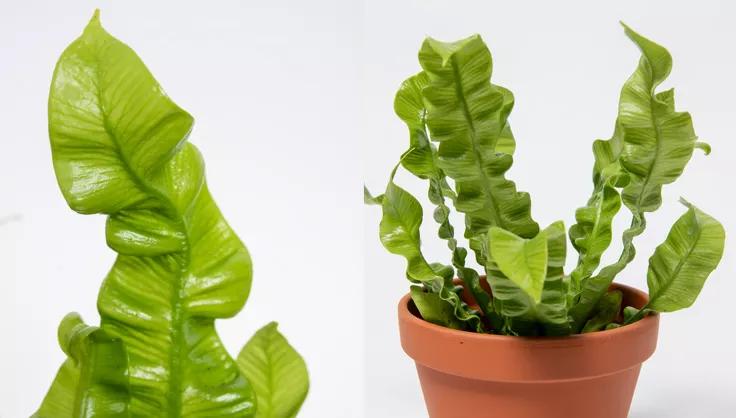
xmin=570 ymin=24 xmax=706 ymax=331
xmin=379 ymin=180 xmax=441 ymax=283
xmin=378 ymin=171 xmax=481 ymax=329
xmin=646 ymin=201 xmax=725 ymax=312
xmin=536 ymin=221 xmax=571 ymax=335
xmin=419 ymin=35 xmax=538 ymax=267
xmin=395 ymin=72 xmax=490 ymax=330
xmin=238 ymin=323 xmax=309 ymax=418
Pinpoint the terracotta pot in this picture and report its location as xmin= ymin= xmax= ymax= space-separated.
xmin=398 ymin=283 xmax=659 ymax=418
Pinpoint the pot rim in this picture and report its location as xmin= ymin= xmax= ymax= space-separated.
xmin=400 ymin=282 xmax=657 ymax=344
xmin=398 ymin=282 xmax=660 ymax=382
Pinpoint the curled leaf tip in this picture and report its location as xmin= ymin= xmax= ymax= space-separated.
xmin=695 ymin=141 xmax=711 ymax=155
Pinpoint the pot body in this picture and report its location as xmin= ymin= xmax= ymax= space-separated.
xmin=398 ymin=283 xmax=659 ymax=418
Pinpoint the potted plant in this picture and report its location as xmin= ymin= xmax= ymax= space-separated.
xmin=33 ymin=11 xmax=309 ymax=418
xmin=366 ymin=24 xmax=725 ymax=418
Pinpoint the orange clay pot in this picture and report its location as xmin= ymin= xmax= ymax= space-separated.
xmin=398 ymin=283 xmax=659 ymax=418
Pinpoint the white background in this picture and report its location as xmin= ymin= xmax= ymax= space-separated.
xmin=363 ymin=0 xmax=736 ymax=417
xmin=0 ymin=1 xmax=362 ymax=417
xmin=2 ymin=0 xmax=736 ymax=417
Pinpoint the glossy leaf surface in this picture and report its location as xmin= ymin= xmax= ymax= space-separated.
xmin=646 ymin=201 xmax=725 ymax=312
xmin=378 ymin=169 xmax=481 ymax=329
xmin=485 ymin=222 xmax=569 ymax=335
xmin=238 ymin=323 xmax=309 ymax=418
xmin=419 ymin=35 xmax=538 ymax=266
xmin=488 ymin=227 xmax=547 ymax=304
xmin=570 ymin=24 xmax=708 ymax=331
xmin=45 ymin=12 xmax=256 ymax=416
xmin=395 ymin=72 xmax=489 ymax=329
xmin=34 ymin=313 xmax=130 ymax=418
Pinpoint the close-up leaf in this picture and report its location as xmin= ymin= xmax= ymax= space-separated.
xmin=238 ymin=323 xmax=310 ymax=418
xmin=33 ymin=313 xmax=130 ymax=418
xmin=645 ymin=200 xmax=725 ymax=313
xmin=36 ymin=10 xmax=307 ymax=417
xmin=488 ymin=227 xmax=548 ymax=304
xmin=419 ymin=35 xmax=538 ymax=266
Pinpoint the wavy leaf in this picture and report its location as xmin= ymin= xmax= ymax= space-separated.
xmin=47 ymin=12 xmax=256 ymax=416
xmin=568 ymin=175 xmax=624 ymax=291
xmin=645 ymin=200 xmax=725 ymax=312
xmin=394 ymin=72 xmax=436 ymax=179
xmin=238 ymin=323 xmax=309 ymax=418
xmin=582 ymin=290 xmax=623 ymax=333
xmin=409 ymin=286 xmax=464 ymax=329
xmin=488 ymin=227 xmax=547 ymax=303
xmin=419 ymin=35 xmax=538 ymax=267
xmin=33 ymin=313 xmax=130 ymax=418
xmin=379 ymin=175 xmax=442 ymax=283
xmin=485 ymin=222 xmax=569 ymax=335
xmin=570 ymin=23 xmax=707 ymax=331
xmin=378 ymin=167 xmax=481 ymax=329
xmin=395 ymin=73 xmax=489 ymax=330
xmin=536 ymin=221 xmax=571 ymax=335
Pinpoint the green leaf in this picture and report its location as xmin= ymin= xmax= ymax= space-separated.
xmin=536 ymin=221 xmax=571 ymax=335
xmin=395 ymin=72 xmax=490 ymax=330
xmin=394 ymin=72 xmax=436 ymax=179
xmin=623 ymin=306 xmax=641 ymax=323
xmin=618 ymin=23 xmax=700 ymax=213
xmin=238 ymin=323 xmax=309 ymax=418
xmin=419 ymin=35 xmax=538 ymax=267
xmin=410 ymin=286 xmax=464 ymax=329
xmin=645 ymin=200 xmax=725 ymax=312
xmin=582 ymin=290 xmax=623 ymax=333
xmin=33 ymin=313 xmax=130 ymax=418
xmin=379 ymin=178 xmax=442 ymax=283
xmin=47 ymin=12 xmax=256 ymax=416
xmin=488 ymin=227 xmax=548 ymax=304
xmin=570 ymin=24 xmax=707 ymax=331
xmin=378 ymin=168 xmax=482 ymax=330
xmin=569 ymin=176 xmax=623 ymax=290
xmin=484 ymin=222 xmax=569 ymax=335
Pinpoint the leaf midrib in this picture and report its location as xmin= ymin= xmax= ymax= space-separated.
xmin=648 ymin=212 xmax=701 ymax=303
xmin=447 ymin=56 xmax=504 ymax=231
xmin=95 ymin=69 xmax=192 ymax=417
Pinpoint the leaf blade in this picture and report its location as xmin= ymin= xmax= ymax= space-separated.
xmin=33 ymin=313 xmax=130 ymax=418
xmin=488 ymin=227 xmax=548 ymax=304
xmin=238 ymin=323 xmax=309 ymax=418
xmin=646 ymin=201 xmax=725 ymax=312
xmin=48 ymin=13 xmax=255 ymax=416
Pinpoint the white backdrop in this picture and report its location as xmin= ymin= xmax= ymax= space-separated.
xmin=0 ymin=1 xmax=362 ymax=417
xmin=362 ymin=1 xmax=736 ymax=417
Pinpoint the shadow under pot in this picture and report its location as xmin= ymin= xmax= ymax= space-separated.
xmin=398 ymin=282 xmax=659 ymax=418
